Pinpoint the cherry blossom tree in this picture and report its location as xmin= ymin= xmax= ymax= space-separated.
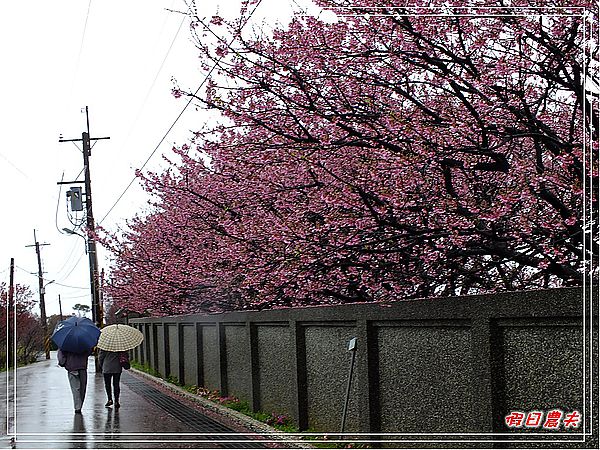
xmin=0 ymin=283 xmax=43 ymax=367
xmin=104 ymin=0 xmax=598 ymax=315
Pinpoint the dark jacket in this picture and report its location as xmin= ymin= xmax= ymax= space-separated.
xmin=57 ymin=349 xmax=91 ymax=372
xmin=98 ymin=350 xmax=123 ymax=374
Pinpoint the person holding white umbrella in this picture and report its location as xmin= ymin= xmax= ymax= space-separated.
xmin=97 ymin=324 xmax=143 ymax=408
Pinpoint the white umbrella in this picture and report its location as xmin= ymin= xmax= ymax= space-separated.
xmin=97 ymin=324 xmax=143 ymax=352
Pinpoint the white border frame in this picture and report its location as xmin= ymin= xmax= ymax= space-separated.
xmin=3 ymin=3 xmax=597 ymax=449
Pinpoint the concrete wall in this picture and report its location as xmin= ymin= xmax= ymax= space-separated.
xmin=130 ymin=287 xmax=590 ymax=434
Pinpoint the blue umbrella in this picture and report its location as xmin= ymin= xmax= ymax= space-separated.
xmin=51 ymin=316 xmax=100 ymax=353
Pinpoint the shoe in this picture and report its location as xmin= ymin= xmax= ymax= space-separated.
xmin=105 ymin=400 xmax=113 ymax=407
xmin=74 ymin=409 xmax=82 ymax=414
xmin=115 ymin=402 xmax=120 ymax=409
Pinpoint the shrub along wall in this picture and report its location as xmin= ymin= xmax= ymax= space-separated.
xmin=130 ymin=287 xmax=591 ymax=434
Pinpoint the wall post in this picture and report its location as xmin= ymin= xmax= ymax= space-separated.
xmin=471 ymin=317 xmax=495 ymax=432
xmin=163 ymin=323 xmax=170 ymax=377
xmin=144 ymin=324 xmax=149 ymax=365
xmin=247 ymin=321 xmax=260 ymax=411
xmin=152 ymin=324 xmax=159 ymax=372
xmin=217 ymin=322 xmax=228 ymax=395
xmin=196 ymin=323 xmax=204 ymax=387
xmin=178 ymin=323 xmax=185 ymax=385
xmin=137 ymin=323 xmax=144 ymax=364
xmin=355 ymin=319 xmax=375 ymax=432
xmin=132 ymin=324 xmax=140 ymax=362
xmin=290 ymin=320 xmax=308 ymax=430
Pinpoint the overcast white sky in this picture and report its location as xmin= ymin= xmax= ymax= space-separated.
xmin=0 ymin=0 xmax=320 ymax=318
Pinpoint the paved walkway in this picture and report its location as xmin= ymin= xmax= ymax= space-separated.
xmin=0 ymin=353 xmax=275 ymax=449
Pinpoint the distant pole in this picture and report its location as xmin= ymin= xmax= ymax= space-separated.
xmin=8 ymin=258 xmax=14 ymax=306
xmin=58 ymin=295 xmax=63 ymax=321
xmin=26 ymin=230 xmax=50 ymax=360
xmin=8 ymin=258 xmax=14 ymax=369
xmin=59 ymin=106 xmax=109 ymax=329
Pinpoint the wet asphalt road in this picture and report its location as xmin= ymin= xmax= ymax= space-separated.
xmin=0 ymin=353 xmax=268 ymax=449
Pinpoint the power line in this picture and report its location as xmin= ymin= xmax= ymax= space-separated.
xmin=54 ymin=240 xmax=84 ymax=279
xmin=60 ymin=292 xmax=94 ymax=300
xmin=14 ymin=264 xmax=87 ymax=291
xmin=55 ymin=253 xmax=86 ymax=283
xmin=69 ymin=0 xmax=93 ymax=97
xmin=15 ymin=260 xmax=88 ymax=291
xmin=54 ymin=172 xmax=66 ymax=234
xmin=14 ymin=264 xmax=36 ymax=275
xmin=52 ymin=281 xmax=88 ymax=290
xmin=98 ymin=0 xmax=265 ymax=225
xmin=118 ymin=13 xmax=187 ymax=155
xmin=94 ymin=13 xmax=187 ymax=227
xmin=0 ymin=151 xmax=29 ymax=179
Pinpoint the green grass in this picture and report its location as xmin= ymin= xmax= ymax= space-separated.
xmin=204 ymin=393 xmax=299 ymax=432
xmin=166 ymin=375 xmax=182 ymax=386
xmin=130 ymin=360 xmax=161 ymax=378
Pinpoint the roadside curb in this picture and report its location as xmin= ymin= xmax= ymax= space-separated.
xmin=129 ymin=368 xmax=313 ymax=449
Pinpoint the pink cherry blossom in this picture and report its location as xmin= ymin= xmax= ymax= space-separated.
xmin=102 ymin=0 xmax=597 ymax=315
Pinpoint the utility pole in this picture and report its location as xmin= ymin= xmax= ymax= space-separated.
xmin=58 ymin=294 xmax=63 ymax=321
xmin=59 ymin=106 xmax=109 ymax=329
xmin=8 ymin=258 xmax=14 ymax=369
xmin=100 ymin=268 xmax=105 ymax=324
xmin=26 ymin=230 xmax=50 ymax=359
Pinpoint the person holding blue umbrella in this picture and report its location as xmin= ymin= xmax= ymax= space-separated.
xmin=52 ymin=316 xmax=101 ymax=414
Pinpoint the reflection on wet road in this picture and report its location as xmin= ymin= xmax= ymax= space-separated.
xmin=0 ymin=353 xmax=268 ymax=449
